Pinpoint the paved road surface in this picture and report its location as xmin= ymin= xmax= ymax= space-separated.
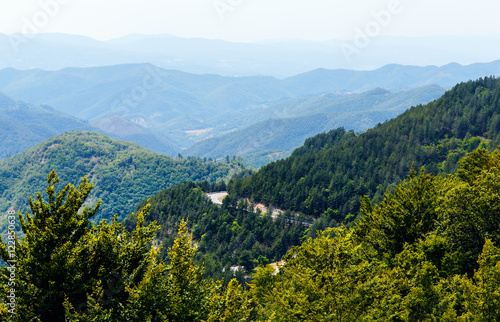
xmin=206 ymin=191 xmax=229 ymax=205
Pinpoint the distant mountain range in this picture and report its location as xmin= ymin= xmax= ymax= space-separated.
xmin=282 ymin=61 xmax=500 ymax=94
xmin=1 ymin=33 xmax=500 ymax=77
xmin=0 ymin=92 xmax=94 ymax=158
xmin=185 ymin=86 xmax=446 ymax=166
xmin=0 ymin=92 xmax=176 ymax=158
xmin=1 ymin=60 xmax=499 ymax=166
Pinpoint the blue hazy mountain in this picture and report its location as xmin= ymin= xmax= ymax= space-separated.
xmin=1 ymin=60 xmax=498 ymax=165
xmin=1 ymin=33 xmax=500 ymax=77
xmin=0 ymin=92 xmax=177 ymax=158
xmin=0 ymin=92 xmax=95 ymax=158
xmin=185 ymin=85 xmax=446 ymax=167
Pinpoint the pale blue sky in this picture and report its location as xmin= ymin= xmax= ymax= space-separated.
xmin=1 ymin=0 xmax=499 ymax=42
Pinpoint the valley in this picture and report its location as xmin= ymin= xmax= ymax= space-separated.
xmin=7 ymin=61 xmax=499 ymax=167
xmin=1 ymin=19 xmax=500 ymax=318
xmin=114 ymin=76 xmax=500 ymax=289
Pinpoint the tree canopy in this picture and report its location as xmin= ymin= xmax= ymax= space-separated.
xmin=250 ymin=147 xmax=500 ymax=320
xmin=230 ymin=77 xmax=500 ymax=220
xmin=0 ymin=171 xmax=244 ymax=321
xmin=3 ymin=147 xmax=500 ymax=320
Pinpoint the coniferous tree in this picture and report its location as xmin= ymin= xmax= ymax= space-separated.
xmin=0 ymin=170 xmax=161 ymax=321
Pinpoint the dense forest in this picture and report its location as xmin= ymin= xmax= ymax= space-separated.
xmin=3 ymin=147 xmax=500 ymax=320
xmin=229 ymin=77 xmax=500 ymax=219
xmin=127 ymin=77 xmax=500 ymax=281
xmin=251 ymin=147 xmax=500 ymax=320
xmin=0 ymin=131 xmax=244 ymax=223
xmin=125 ymin=181 xmax=315 ymax=283
xmin=3 ymin=77 xmax=500 ymax=320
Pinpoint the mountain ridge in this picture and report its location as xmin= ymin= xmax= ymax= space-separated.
xmin=0 ymin=130 xmax=244 ymax=223
xmin=228 ymin=77 xmax=500 ymax=221
xmin=1 ymin=62 xmax=488 ymax=154
xmin=185 ymin=85 xmax=446 ymax=166
xmin=2 ymin=33 xmax=500 ymax=77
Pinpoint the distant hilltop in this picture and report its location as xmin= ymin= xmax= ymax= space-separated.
xmin=1 ymin=33 xmax=500 ymax=77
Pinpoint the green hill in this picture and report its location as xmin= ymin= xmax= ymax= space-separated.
xmin=0 ymin=131 xmax=244 ymax=223
xmin=125 ymin=77 xmax=500 ymax=282
xmin=124 ymin=128 xmax=356 ymax=283
xmin=228 ymin=77 xmax=500 ymax=221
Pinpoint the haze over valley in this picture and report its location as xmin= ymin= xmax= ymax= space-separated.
xmin=3 ymin=58 xmax=500 ymax=166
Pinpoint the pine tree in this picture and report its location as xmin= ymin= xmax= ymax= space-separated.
xmin=163 ymin=219 xmax=216 ymax=321
xmin=0 ymin=170 xmax=161 ymax=321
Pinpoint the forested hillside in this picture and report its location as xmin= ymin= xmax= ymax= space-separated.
xmin=122 ymin=128 xmax=353 ymax=281
xmin=4 ymin=147 xmax=500 ymax=320
xmin=230 ymin=77 xmax=500 ymax=219
xmin=186 ymin=85 xmax=445 ymax=167
xmin=126 ymin=78 xmax=500 ymax=282
xmin=0 ymin=131 xmax=244 ymax=222
xmin=3 ymin=78 xmax=500 ymax=321
xmin=125 ymin=181 xmax=314 ymax=284
xmin=251 ymin=147 xmax=500 ymax=320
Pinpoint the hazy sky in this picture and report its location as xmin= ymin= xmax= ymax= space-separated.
xmin=1 ymin=0 xmax=499 ymax=42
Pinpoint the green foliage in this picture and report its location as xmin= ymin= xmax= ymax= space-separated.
xmin=461 ymin=240 xmax=500 ymax=321
xmin=205 ymin=278 xmax=253 ymax=322
xmin=0 ymin=172 xmax=243 ymax=321
xmin=355 ymin=169 xmax=440 ymax=259
xmin=0 ymin=131 xmax=245 ymax=224
xmin=249 ymin=147 xmax=500 ymax=320
xmin=0 ymin=170 xmax=162 ymax=321
xmin=162 ymin=219 xmax=215 ymax=321
xmin=126 ymin=181 xmax=313 ymax=283
xmin=230 ymin=77 xmax=500 ymax=219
